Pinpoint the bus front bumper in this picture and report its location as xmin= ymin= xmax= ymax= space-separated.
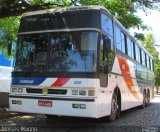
xmin=9 ymin=95 xmax=100 ymax=118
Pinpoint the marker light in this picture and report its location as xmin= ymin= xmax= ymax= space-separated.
xmin=88 ymin=90 xmax=95 ymax=96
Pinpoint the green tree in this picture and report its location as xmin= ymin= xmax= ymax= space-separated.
xmin=0 ymin=16 xmax=20 ymax=58
xmin=0 ymin=0 xmax=158 ymax=56
xmin=141 ymin=34 xmax=160 ymax=86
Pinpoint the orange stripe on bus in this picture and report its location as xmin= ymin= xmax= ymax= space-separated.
xmin=117 ymin=55 xmax=140 ymax=100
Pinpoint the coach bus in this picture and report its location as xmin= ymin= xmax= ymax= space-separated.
xmin=9 ymin=6 xmax=154 ymax=121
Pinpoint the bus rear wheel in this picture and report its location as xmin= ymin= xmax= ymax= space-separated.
xmin=108 ymin=92 xmax=120 ymax=122
xmin=140 ymin=90 xmax=146 ymax=109
xmin=146 ymin=90 xmax=150 ymax=106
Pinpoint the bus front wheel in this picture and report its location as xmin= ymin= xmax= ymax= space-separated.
xmin=108 ymin=92 xmax=120 ymax=122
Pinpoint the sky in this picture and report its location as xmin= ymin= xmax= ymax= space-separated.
xmin=130 ymin=9 xmax=160 ymax=53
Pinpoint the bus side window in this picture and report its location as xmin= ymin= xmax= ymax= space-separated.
xmin=115 ymin=26 xmax=126 ymax=53
xmin=141 ymin=50 xmax=146 ymax=66
xmin=148 ymin=57 xmax=151 ymax=69
xmin=121 ymin=32 xmax=126 ymax=54
xmin=135 ymin=44 xmax=140 ymax=63
xmin=139 ymin=48 xmax=142 ymax=64
xmin=145 ymin=53 xmax=147 ymax=67
xmin=101 ymin=13 xmax=115 ymax=73
xmin=151 ymin=58 xmax=153 ymax=70
xmin=149 ymin=57 xmax=151 ymax=70
xmin=101 ymin=13 xmax=113 ymax=49
xmin=151 ymin=59 xmax=154 ymax=71
xmin=147 ymin=55 xmax=150 ymax=69
xmin=127 ymin=37 xmax=134 ymax=58
xmin=116 ymin=26 xmax=121 ymax=51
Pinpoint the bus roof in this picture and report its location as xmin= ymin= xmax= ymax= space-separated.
xmin=22 ymin=5 xmax=109 ymax=17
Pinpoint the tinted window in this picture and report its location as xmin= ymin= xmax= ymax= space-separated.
xmin=116 ymin=26 xmax=121 ymax=51
xmin=127 ymin=37 xmax=134 ymax=58
xmin=139 ymin=48 xmax=142 ymax=64
xmin=135 ymin=44 xmax=140 ymax=62
xmin=19 ymin=11 xmax=100 ymax=32
xmin=141 ymin=50 xmax=146 ymax=66
xmin=146 ymin=55 xmax=150 ymax=68
xmin=149 ymin=57 xmax=151 ymax=69
xmin=151 ymin=59 xmax=153 ymax=71
xmin=101 ymin=13 xmax=113 ymax=49
xmin=121 ymin=32 xmax=126 ymax=53
xmin=116 ymin=26 xmax=126 ymax=53
xmin=101 ymin=13 xmax=113 ymax=37
xmin=145 ymin=53 xmax=147 ymax=66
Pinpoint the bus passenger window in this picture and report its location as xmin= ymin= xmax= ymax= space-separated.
xmin=147 ymin=55 xmax=150 ymax=68
xmin=121 ymin=32 xmax=126 ymax=54
xmin=127 ymin=38 xmax=134 ymax=59
xmin=148 ymin=57 xmax=151 ymax=69
xmin=141 ymin=51 xmax=145 ymax=66
xmin=101 ymin=13 xmax=113 ymax=49
xmin=116 ymin=26 xmax=121 ymax=51
xmin=139 ymin=48 xmax=142 ymax=64
xmin=151 ymin=59 xmax=153 ymax=71
xmin=145 ymin=53 xmax=147 ymax=67
xmin=135 ymin=44 xmax=140 ymax=63
xmin=115 ymin=26 xmax=126 ymax=53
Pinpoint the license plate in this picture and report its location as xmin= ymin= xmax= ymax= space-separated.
xmin=38 ymin=100 xmax=52 ymax=107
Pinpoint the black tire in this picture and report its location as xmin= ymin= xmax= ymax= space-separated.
xmin=116 ymin=96 xmax=121 ymax=119
xmin=140 ymin=90 xmax=146 ymax=109
xmin=108 ymin=92 xmax=120 ymax=122
xmin=146 ymin=90 xmax=150 ymax=106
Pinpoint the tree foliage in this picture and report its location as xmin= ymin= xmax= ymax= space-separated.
xmin=141 ymin=34 xmax=160 ymax=86
xmin=0 ymin=16 xmax=20 ymax=58
xmin=0 ymin=0 xmax=159 ymax=56
xmin=0 ymin=0 xmax=156 ymax=28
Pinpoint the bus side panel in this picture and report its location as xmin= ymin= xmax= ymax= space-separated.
xmin=110 ymin=54 xmax=143 ymax=111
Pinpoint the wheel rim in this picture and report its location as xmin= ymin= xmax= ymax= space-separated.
xmin=146 ymin=92 xmax=150 ymax=104
xmin=111 ymin=94 xmax=118 ymax=115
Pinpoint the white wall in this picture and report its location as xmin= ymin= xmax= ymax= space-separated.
xmin=0 ymin=66 xmax=12 ymax=93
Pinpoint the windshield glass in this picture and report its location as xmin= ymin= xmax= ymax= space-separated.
xmin=19 ymin=11 xmax=99 ymax=32
xmin=14 ymin=32 xmax=98 ymax=73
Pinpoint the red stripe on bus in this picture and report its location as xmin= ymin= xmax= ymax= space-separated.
xmin=117 ymin=55 xmax=140 ymax=100
xmin=51 ymin=78 xmax=70 ymax=87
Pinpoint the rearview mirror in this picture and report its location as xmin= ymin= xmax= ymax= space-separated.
xmin=103 ymin=38 xmax=111 ymax=52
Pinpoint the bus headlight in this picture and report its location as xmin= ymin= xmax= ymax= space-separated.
xmin=88 ymin=90 xmax=95 ymax=96
xmin=12 ymin=88 xmax=17 ymax=92
xmin=18 ymin=88 xmax=23 ymax=93
xmin=79 ymin=90 xmax=86 ymax=96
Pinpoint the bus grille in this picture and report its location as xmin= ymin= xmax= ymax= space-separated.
xmin=26 ymin=88 xmax=67 ymax=95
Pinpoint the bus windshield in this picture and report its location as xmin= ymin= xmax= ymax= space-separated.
xmin=14 ymin=32 xmax=98 ymax=73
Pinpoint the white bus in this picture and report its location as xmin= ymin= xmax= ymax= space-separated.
xmin=9 ymin=6 xmax=154 ymax=121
